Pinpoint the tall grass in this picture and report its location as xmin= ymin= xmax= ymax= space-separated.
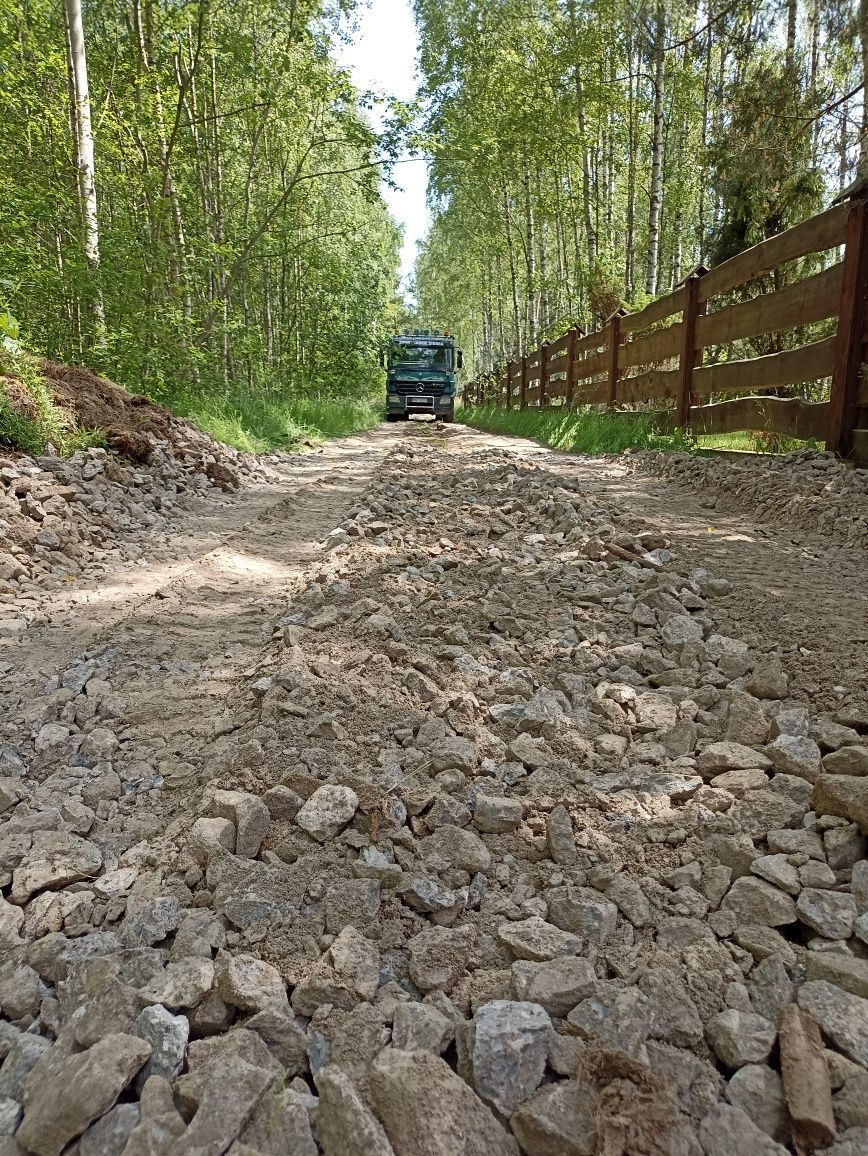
xmin=181 ymin=392 xmax=384 ymax=453
xmin=461 ymin=404 xmax=694 ymax=455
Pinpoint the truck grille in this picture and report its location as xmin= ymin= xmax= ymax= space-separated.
xmin=393 ymin=382 xmax=446 ymax=397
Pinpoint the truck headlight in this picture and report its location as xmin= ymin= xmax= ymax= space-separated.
xmin=388 ymin=394 xmax=400 ymax=402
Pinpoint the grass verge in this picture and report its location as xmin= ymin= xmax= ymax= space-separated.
xmin=461 ymin=404 xmax=694 ymax=455
xmin=181 ymin=393 xmax=384 ymax=453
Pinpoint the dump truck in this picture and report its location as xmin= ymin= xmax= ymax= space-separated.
xmin=383 ymin=329 xmax=463 ymax=422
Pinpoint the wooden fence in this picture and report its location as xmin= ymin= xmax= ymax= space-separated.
xmin=465 ymin=191 xmax=868 ymax=463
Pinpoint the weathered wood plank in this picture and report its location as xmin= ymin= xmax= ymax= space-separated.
xmin=854 ymin=427 xmax=868 ymax=464
xmin=573 ymin=380 xmax=609 ymax=404
xmin=547 ymin=332 xmax=569 ymax=357
xmin=618 ymin=323 xmax=683 ymax=369
xmin=692 ymin=335 xmax=837 ymax=395
xmin=621 ymin=286 xmax=683 ymax=333
xmin=699 ymin=203 xmax=849 ymax=303
xmin=619 ymin=368 xmax=680 ymax=401
xmin=696 ymin=263 xmax=843 ymax=347
xmin=574 ymin=329 xmax=608 ymax=355
xmin=573 ymin=350 xmax=610 ymax=380
xmin=688 ymin=396 xmax=829 ymax=440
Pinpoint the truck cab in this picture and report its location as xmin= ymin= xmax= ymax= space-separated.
xmin=384 ymin=330 xmax=463 ymax=422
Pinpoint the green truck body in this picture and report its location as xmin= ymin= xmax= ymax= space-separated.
xmin=384 ymin=330 xmax=462 ymax=422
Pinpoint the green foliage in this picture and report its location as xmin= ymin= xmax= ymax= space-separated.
xmin=462 ymin=405 xmax=695 ymax=456
xmin=0 ymin=0 xmax=400 ymax=409
xmin=182 ymin=393 xmax=383 ymax=453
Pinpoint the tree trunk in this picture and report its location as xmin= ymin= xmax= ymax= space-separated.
xmin=644 ymin=0 xmax=665 ymax=296
xmin=63 ymin=0 xmax=106 ymax=344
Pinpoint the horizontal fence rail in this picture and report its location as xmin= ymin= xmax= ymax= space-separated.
xmin=466 ymin=193 xmax=868 ymax=463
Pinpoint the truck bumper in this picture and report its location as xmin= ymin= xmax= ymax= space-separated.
xmin=386 ymin=396 xmax=454 ymax=417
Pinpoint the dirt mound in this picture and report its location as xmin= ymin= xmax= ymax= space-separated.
xmin=40 ymin=360 xmax=193 ymax=462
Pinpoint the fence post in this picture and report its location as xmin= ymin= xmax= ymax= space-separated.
xmin=828 ymin=194 xmax=868 ymax=457
xmin=520 ymin=354 xmax=528 ymax=409
xmin=565 ymin=328 xmax=579 ymax=408
xmin=539 ymin=341 xmax=549 ymax=407
xmin=606 ymin=309 xmax=626 ymax=408
xmin=676 ymin=264 xmax=708 ymax=429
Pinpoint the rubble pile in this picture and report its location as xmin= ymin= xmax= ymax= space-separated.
xmin=0 ymin=431 xmax=276 ymax=638
xmin=1 ymin=435 xmax=867 ymax=1155
xmin=629 ymin=449 xmax=868 ymax=550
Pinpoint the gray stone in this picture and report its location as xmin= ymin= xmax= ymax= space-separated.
xmin=565 ymin=983 xmax=652 ymax=1059
xmin=806 ymin=952 xmax=868 ymax=1001
xmin=368 ymin=1048 xmax=520 ymax=1155
xmin=510 ymin=957 xmax=597 ymax=1018
xmin=130 ymin=1004 xmax=188 ymax=1085
xmin=0 ymin=962 xmax=45 ymax=1021
xmin=732 ymin=790 xmax=805 ymax=839
xmin=0 ymin=1098 xmax=21 ymax=1137
xmin=407 ymin=924 xmax=476 ymax=993
xmin=0 ymin=1034 xmax=51 ymax=1102
xmin=178 ymin=1053 xmax=275 ymax=1153
xmin=766 ymin=735 xmax=821 ymax=782
xmin=749 ymin=855 xmax=800 ymax=896
xmin=639 ymin=968 xmax=703 ymax=1047
xmin=726 ymin=1065 xmax=789 ymax=1143
xmin=798 ymin=981 xmax=868 ymax=1067
xmin=509 ymin=1079 xmax=599 ymax=1156
xmin=705 ymin=1008 xmax=776 ymax=1068
xmin=813 ymin=775 xmax=868 ymax=834
xmin=10 ymin=832 xmax=102 ymax=904
xmin=392 ymin=1002 xmax=454 ymax=1054
xmin=315 ymin=1065 xmax=395 ymax=1156
xmin=422 ymin=824 xmax=491 ymax=872
xmin=139 ymin=958 xmax=214 ymax=1010
xmin=244 ymin=1007 xmax=307 ymax=1072
xmin=122 ymin=1075 xmax=185 ymax=1156
xmin=497 ymin=917 xmax=580 ymax=962
xmin=216 ymin=950 xmax=288 ymax=1013
xmin=823 ymin=746 xmax=868 ymax=776
xmin=295 ymin=784 xmax=359 ymax=841
xmin=546 ymin=888 xmax=617 ymax=944
xmin=747 ymin=955 xmax=794 ymax=1025
xmin=401 ymin=877 xmax=458 ymax=915
xmin=292 ymin=926 xmax=380 ymax=1014
xmin=474 ymin=795 xmax=523 ymax=833
xmin=605 ymin=873 xmax=651 ymax=927
xmin=825 ymin=1130 xmax=868 ymax=1156
xmin=698 ymin=742 xmax=772 ymax=778
xmin=119 ymin=896 xmax=181 ymax=947
xmin=796 ymin=888 xmax=856 ymax=939
xmin=188 ymin=816 xmax=236 ymax=864
xmin=468 ymin=1000 xmax=552 ymax=1115
xmin=17 ymin=1033 xmax=151 ymax=1156
xmin=721 ymin=877 xmax=797 ymax=927
xmin=698 ymin=1103 xmax=789 ymax=1156
xmin=825 ymin=824 xmax=867 ymax=870
xmin=78 ymin=1103 xmax=140 ymax=1156
xmin=545 ymin=805 xmax=577 ymax=865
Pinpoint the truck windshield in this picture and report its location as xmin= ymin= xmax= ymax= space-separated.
xmin=391 ymin=343 xmax=451 ymax=369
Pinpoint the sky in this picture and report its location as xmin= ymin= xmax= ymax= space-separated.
xmin=333 ymin=0 xmax=428 ymax=296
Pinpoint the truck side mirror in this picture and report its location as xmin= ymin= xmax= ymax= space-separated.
xmin=457 ymin=351 xmax=464 ymax=370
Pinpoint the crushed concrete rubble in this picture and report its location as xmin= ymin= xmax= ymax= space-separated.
xmin=2 ymin=428 xmax=868 ymax=1154
xmin=629 ymin=448 xmax=868 ymax=551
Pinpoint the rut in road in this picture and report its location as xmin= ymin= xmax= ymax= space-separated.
xmin=2 ymin=421 xmax=868 ymax=1156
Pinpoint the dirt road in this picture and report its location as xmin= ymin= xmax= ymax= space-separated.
xmin=2 ymin=422 xmax=868 ymax=1155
